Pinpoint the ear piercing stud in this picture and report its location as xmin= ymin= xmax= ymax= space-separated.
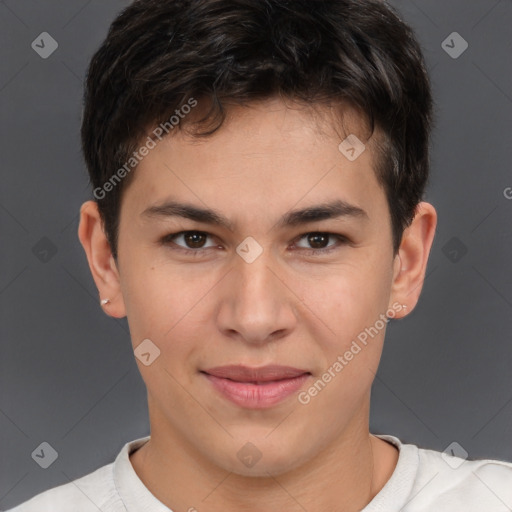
xmin=100 ymin=298 xmax=111 ymax=306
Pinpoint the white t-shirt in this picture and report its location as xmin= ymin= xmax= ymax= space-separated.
xmin=6 ymin=434 xmax=512 ymax=511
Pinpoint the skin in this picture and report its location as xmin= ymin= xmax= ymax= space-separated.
xmin=78 ymin=98 xmax=437 ymax=512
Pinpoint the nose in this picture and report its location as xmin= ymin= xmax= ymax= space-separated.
xmin=216 ymin=247 xmax=298 ymax=346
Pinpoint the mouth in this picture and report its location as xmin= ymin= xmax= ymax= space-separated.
xmin=200 ymin=365 xmax=311 ymax=409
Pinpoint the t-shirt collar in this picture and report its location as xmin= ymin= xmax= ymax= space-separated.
xmin=113 ymin=433 xmax=418 ymax=512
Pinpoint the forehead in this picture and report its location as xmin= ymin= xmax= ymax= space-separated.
xmin=121 ymin=99 xmax=387 ymax=226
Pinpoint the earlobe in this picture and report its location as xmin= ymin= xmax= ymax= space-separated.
xmin=388 ymin=201 xmax=437 ymax=317
xmin=77 ymin=200 xmax=127 ymax=318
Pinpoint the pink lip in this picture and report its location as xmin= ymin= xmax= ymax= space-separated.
xmin=201 ymin=365 xmax=311 ymax=409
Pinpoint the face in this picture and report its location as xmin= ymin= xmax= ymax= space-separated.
xmin=84 ymin=99 xmax=418 ymax=476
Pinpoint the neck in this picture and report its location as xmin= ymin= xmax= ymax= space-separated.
xmin=129 ymin=404 xmax=398 ymax=512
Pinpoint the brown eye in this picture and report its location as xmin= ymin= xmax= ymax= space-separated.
xmin=162 ymin=231 xmax=217 ymax=251
xmin=183 ymin=232 xmax=207 ymax=248
xmin=294 ymin=232 xmax=349 ymax=255
xmin=307 ymin=233 xmax=330 ymax=249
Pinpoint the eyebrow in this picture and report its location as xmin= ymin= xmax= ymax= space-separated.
xmin=141 ymin=198 xmax=369 ymax=231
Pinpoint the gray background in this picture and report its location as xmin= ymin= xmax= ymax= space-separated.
xmin=1 ymin=0 xmax=511 ymax=509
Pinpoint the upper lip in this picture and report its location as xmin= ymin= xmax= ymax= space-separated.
xmin=202 ymin=365 xmax=310 ymax=382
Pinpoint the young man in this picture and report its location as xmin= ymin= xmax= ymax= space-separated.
xmin=8 ymin=0 xmax=512 ymax=510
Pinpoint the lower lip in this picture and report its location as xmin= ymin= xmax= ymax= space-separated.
xmin=202 ymin=372 xmax=310 ymax=409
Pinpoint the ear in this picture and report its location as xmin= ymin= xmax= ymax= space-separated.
xmin=77 ymin=200 xmax=127 ymax=318
xmin=388 ymin=201 xmax=437 ymax=319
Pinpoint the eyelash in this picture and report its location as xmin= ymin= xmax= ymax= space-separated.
xmin=160 ymin=231 xmax=349 ymax=257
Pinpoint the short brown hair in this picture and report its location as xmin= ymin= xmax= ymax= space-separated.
xmin=81 ymin=0 xmax=434 ymax=260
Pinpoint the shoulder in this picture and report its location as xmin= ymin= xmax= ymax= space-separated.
xmin=412 ymin=442 xmax=512 ymax=510
xmin=374 ymin=434 xmax=512 ymax=511
xmin=5 ymin=462 xmax=124 ymax=512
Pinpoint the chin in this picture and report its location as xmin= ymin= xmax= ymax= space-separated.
xmin=209 ymin=436 xmax=314 ymax=478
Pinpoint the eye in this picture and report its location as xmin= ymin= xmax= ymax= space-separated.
xmin=160 ymin=230 xmax=349 ymax=257
xmin=293 ymin=232 xmax=349 ymax=255
xmin=161 ymin=230 xmax=218 ymax=255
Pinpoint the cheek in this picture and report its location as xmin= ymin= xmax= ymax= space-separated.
xmin=296 ymin=279 xmax=386 ymax=418
xmin=121 ymin=259 xmax=217 ymax=367
xmin=123 ymin=259 xmax=196 ymax=322
xmin=122 ymin=266 xmax=206 ymax=399
xmin=295 ymin=265 xmax=386 ymax=344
